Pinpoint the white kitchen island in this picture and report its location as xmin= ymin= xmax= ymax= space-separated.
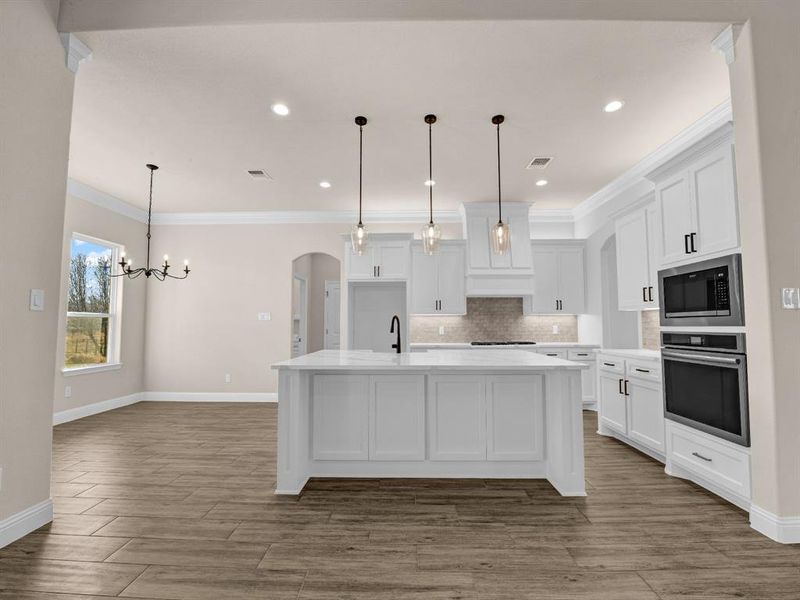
xmin=271 ymin=349 xmax=587 ymax=496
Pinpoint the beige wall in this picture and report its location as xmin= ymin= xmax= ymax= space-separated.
xmin=143 ymin=222 xmax=461 ymax=394
xmin=0 ymin=0 xmax=74 ymax=520
xmin=52 ymin=195 xmax=147 ymax=414
xmin=307 ymin=253 xmax=340 ymax=353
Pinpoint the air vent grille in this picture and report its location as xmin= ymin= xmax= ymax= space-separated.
xmin=247 ymin=169 xmax=273 ymax=179
xmin=526 ymin=157 xmax=552 ymax=170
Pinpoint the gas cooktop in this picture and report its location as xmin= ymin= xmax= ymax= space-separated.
xmin=470 ymin=341 xmax=537 ymax=346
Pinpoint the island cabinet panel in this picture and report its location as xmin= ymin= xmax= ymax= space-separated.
xmin=312 ymin=375 xmax=369 ymax=460
xmin=428 ymin=375 xmax=487 ymax=461
xmin=486 ymin=376 xmax=544 ymax=461
xmin=369 ymin=375 xmax=426 ymax=461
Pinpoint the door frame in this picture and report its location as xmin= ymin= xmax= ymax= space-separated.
xmin=292 ymin=274 xmax=308 ymax=357
xmin=323 ymin=279 xmax=341 ymax=349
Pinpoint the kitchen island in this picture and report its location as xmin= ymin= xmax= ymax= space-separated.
xmin=271 ymin=349 xmax=587 ymax=496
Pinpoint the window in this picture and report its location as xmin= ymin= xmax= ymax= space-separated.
xmin=64 ymin=234 xmax=123 ymax=370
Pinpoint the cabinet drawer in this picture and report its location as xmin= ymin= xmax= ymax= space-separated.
xmin=538 ymin=349 xmax=566 ymax=359
xmin=567 ymin=349 xmax=594 ymax=361
xmin=667 ymin=422 xmax=751 ymax=499
xmin=597 ymin=355 xmax=625 ymax=375
xmin=626 ymin=360 xmax=661 ymax=383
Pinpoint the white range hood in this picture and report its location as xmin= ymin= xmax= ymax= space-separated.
xmin=460 ymin=201 xmax=535 ymax=298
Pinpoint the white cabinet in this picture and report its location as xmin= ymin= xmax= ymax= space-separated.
xmin=597 ymin=353 xmax=664 ymax=459
xmin=648 ymin=123 xmax=739 ymax=268
xmin=614 ymin=200 xmax=659 ymax=311
xmin=410 ymin=241 xmax=466 ymax=315
xmin=530 ymin=241 xmax=585 ymax=314
xmin=428 ymin=376 xmax=487 ymax=461
xmin=345 ymin=235 xmax=411 ymax=280
xmin=312 ymin=375 xmax=369 ymax=460
xmin=486 ymin=376 xmax=543 ymax=461
xmin=568 ymin=349 xmax=597 ymax=408
xmin=369 ymin=375 xmax=425 ymax=461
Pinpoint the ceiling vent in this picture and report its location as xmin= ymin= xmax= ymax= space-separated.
xmin=525 ymin=157 xmax=552 ymax=170
xmin=247 ymin=169 xmax=273 ymax=180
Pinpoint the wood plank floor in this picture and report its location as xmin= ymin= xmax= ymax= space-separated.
xmin=2 ymin=402 xmax=798 ymax=599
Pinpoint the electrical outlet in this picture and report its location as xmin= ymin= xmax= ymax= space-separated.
xmin=552 ymin=324 xmax=559 ymax=334
xmin=64 ymin=385 xmax=72 ymax=398
xmin=258 ymin=312 xmax=271 ymax=321
xmin=224 ymin=373 xmax=232 ymax=384
xmin=782 ymin=288 xmax=800 ymax=309
xmin=438 ymin=326 xmax=445 ymax=336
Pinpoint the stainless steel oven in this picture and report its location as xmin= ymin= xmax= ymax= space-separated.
xmin=658 ymin=254 xmax=744 ymax=327
xmin=662 ymin=332 xmax=749 ymax=446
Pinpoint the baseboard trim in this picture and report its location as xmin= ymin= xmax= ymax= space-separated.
xmin=53 ymin=392 xmax=143 ymax=425
xmin=142 ymin=392 xmax=278 ymax=403
xmin=0 ymin=499 xmax=53 ymax=549
xmin=749 ymin=504 xmax=800 ymax=544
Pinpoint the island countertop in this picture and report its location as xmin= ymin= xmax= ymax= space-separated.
xmin=272 ymin=349 xmax=587 ymax=371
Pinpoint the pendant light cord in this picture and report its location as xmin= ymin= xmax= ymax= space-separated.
xmin=358 ymin=123 xmax=363 ymax=226
xmin=496 ymin=121 xmax=502 ymax=224
xmin=428 ymin=121 xmax=434 ymax=225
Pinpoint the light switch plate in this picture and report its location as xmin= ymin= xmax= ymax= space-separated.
xmin=438 ymin=326 xmax=445 ymax=336
xmin=258 ymin=312 xmax=271 ymax=321
xmin=64 ymin=386 xmax=72 ymax=398
xmin=29 ymin=289 xmax=45 ymax=311
xmin=224 ymin=373 xmax=232 ymax=383
xmin=552 ymin=324 xmax=560 ymax=334
xmin=782 ymin=287 xmax=800 ymax=309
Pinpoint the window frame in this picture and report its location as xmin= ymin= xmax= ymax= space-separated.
xmin=62 ymin=232 xmax=125 ymax=374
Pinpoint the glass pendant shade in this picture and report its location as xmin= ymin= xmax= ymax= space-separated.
xmin=351 ymin=222 xmax=368 ymax=255
xmin=421 ymin=222 xmax=441 ymax=255
xmin=490 ymin=220 xmax=510 ymax=255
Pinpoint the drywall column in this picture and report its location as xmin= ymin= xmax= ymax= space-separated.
xmin=725 ymin=15 xmax=800 ymax=541
xmin=0 ymin=0 xmax=76 ymax=542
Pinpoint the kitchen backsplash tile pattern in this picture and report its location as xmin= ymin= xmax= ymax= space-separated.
xmin=640 ymin=309 xmax=660 ymax=351
xmin=410 ymin=297 xmax=578 ymax=343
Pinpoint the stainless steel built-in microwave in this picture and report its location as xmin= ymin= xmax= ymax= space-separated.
xmin=658 ymin=254 xmax=744 ymax=327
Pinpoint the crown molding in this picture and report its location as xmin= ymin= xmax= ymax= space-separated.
xmin=572 ymin=98 xmax=733 ymax=222
xmin=711 ymin=25 xmax=741 ymax=66
xmin=59 ymin=33 xmax=92 ymax=74
xmin=67 ymin=178 xmax=148 ymax=223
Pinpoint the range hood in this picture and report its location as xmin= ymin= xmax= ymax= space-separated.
xmin=460 ymin=202 xmax=535 ymax=298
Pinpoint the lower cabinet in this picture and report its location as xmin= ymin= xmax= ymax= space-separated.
xmin=597 ymin=354 xmax=665 ymax=459
xmin=312 ymin=373 xmax=543 ymax=462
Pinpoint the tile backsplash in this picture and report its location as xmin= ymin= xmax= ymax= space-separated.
xmin=640 ymin=309 xmax=661 ymax=351
xmin=410 ymin=297 xmax=578 ymax=343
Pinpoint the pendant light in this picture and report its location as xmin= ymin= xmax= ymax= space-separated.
xmin=421 ymin=114 xmax=441 ymax=255
xmin=350 ymin=116 xmax=369 ymax=255
xmin=111 ymin=164 xmax=190 ymax=281
xmin=490 ymin=114 xmax=510 ymax=255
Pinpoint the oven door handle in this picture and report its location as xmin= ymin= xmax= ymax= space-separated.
xmin=662 ymin=350 xmax=741 ymax=365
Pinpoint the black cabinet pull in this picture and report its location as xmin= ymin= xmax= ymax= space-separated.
xmin=618 ymin=378 xmax=623 ymax=394
xmin=576 ymin=353 xmax=588 ymax=357
xmin=603 ymin=362 xmax=616 ymax=367
xmin=558 ymin=300 xmax=562 ymax=311
xmin=690 ymin=232 xmax=697 ymax=253
xmin=648 ymin=286 xmax=653 ymax=302
xmin=635 ymin=368 xmax=650 ymax=373
xmin=624 ymin=379 xmax=629 ymax=396
xmin=373 ymin=266 xmax=377 ymax=277
xmin=546 ymin=353 xmax=558 ymax=357
xmin=684 ymin=234 xmax=691 ymax=254
xmin=692 ymin=451 xmax=712 ymax=462
xmin=378 ymin=265 xmax=381 ymax=277
xmin=642 ymin=287 xmax=647 ymax=302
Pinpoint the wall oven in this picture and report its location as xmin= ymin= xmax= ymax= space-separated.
xmin=662 ymin=332 xmax=749 ymax=446
xmin=658 ymin=254 xmax=744 ymax=327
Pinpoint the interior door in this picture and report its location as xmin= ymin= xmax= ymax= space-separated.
xmin=410 ymin=245 xmax=439 ymax=314
xmin=324 ymin=280 xmax=341 ymax=349
xmin=599 ymin=371 xmax=627 ymax=435
xmin=531 ymin=246 xmax=560 ymax=313
xmin=615 ymin=209 xmax=650 ymax=311
xmin=657 ymin=171 xmax=695 ymax=266
xmin=691 ymin=145 xmax=739 ymax=258
xmin=437 ymin=245 xmax=466 ymax=314
xmin=557 ymin=246 xmax=585 ymax=314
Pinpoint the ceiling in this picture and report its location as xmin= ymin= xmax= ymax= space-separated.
xmin=69 ymin=20 xmax=730 ymax=214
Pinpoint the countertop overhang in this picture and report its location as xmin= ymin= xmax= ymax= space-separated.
xmin=272 ymin=349 xmax=587 ymax=371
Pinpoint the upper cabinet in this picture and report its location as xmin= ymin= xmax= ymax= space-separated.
xmin=345 ymin=234 xmax=412 ymax=281
xmin=410 ymin=241 xmax=467 ymax=315
xmin=647 ymin=123 xmax=739 ymax=268
xmin=461 ymin=202 xmax=534 ymax=296
xmin=528 ymin=241 xmax=585 ymax=314
xmin=614 ymin=198 xmax=659 ymax=311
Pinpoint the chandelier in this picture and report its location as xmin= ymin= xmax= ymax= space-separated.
xmin=111 ymin=164 xmax=190 ymax=280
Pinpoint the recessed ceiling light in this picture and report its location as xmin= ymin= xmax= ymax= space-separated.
xmin=319 ymin=181 xmax=331 ymax=189
xmin=603 ymin=100 xmax=625 ymax=113
xmin=424 ymin=179 xmax=436 ymax=187
xmin=271 ymin=103 xmax=290 ymax=116
xmin=535 ymin=179 xmax=548 ymax=187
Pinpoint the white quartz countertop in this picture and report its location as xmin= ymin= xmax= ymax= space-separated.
xmin=409 ymin=342 xmax=600 ymax=349
xmin=598 ymin=348 xmax=661 ymax=360
xmin=273 ymin=349 xmax=587 ymax=371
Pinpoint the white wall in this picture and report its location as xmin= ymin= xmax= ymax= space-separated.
xmin=0 ymin=0 xmax=74 ymax=524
